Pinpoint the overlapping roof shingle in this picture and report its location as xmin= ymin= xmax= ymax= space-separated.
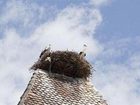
xmin=18 ymin=69 xmax=107 ymax=105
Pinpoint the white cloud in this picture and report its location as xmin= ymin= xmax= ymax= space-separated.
xmin=30 ymin=6 xmax=102 ymax=55
xmin=90 ymin=0 xmax=111 ymax=7
xmin=0 ymin=29 xmax=33 ymax=105
xmin=93 ymin=38 xmax=140 ymax=105
xmin=0 ymin=0 xmax=53 ymax=31
xmin=0 ymin=0 xmax=28 ymax=25
xmin=95 ymin=63 xmax=140 ymax=105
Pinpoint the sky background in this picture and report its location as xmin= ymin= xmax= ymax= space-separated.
xmin=0 ymin=0 xmax=140 ymax=105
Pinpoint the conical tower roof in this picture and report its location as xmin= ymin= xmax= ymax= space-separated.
xmin=18 ymin=50 xmax=107 ymax=105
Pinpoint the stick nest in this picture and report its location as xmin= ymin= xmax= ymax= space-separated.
xmin=30 ymin=51 xmax=92 ymax=79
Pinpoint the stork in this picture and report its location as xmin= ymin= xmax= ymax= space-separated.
xmin=39 ymin=44 xmax=51 ymax=59
xmin=30 ymin=44 xmax=52 ymax=71
xmin=40 ymin=44 xmax=52 ymax=74
xmin=79 ymin=44 xmax=87 ymax=58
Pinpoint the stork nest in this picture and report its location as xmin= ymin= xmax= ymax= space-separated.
xmin=30 ymin=51 xmax=92 ymax=79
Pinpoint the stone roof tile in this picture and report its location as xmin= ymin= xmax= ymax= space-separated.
xmin=18 ymin=69 xmax=107 ymax=105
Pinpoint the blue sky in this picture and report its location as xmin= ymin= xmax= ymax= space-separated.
xmin=96 ymin=0 xmax=140 ymax=40
xmin=0 ymin=0 xmax=140 ymax=105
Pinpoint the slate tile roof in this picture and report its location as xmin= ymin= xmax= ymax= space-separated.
xmin=18 ymin=69 xmax=108 ymax=105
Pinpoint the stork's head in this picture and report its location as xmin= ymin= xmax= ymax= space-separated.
xmin=83 ymin=44 xmax=87 ymax=52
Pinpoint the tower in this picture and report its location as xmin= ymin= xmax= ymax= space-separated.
xmin=18 ymin=50 xmax=107 ymax=105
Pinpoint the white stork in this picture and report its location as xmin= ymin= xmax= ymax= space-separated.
xmin=38 ymin=44 xmax=51 ymax=61
xmin=40 ymin=44 xmax=51 ymax=58
xmin=40 ymin=44 xmax=52 ymax=73
xmin=79 ymin=44 xmax=87 ymax=59
xmin=30 ymin=44 xmax=52 ymax=70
